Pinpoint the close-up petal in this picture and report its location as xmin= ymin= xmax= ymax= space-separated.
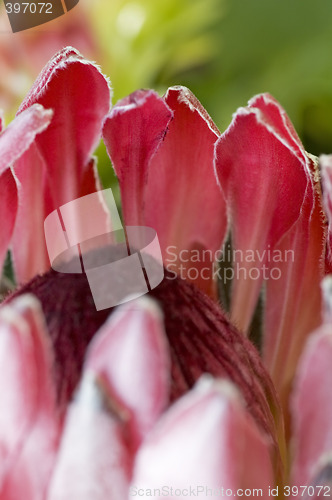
xmin=0 ymin=103 xmax=52 ymax=176
xmin=103 ymin=86 xmax=227 ymax=297
xmin=17 ymin=46 xmax=111 ymax=206
xmin=320 ymin=154 xmax=332 ymax=269
xmin=0 ymin=104 xmax=52 ymax=277
xmin=103 ymin=89 xmax=173 ymax=228
xmin=0 ymin=295 xmax=59 ymax=500
xmin=47 ymin=374 xmax=131 ymax=500
xmin=86 ymin=297 xmax=170 ymax=450
xmin=215 ymin=93 xmax=310 ymax=333
xmin=263 ymin=173 xmax=324 ymax=417
xmin=11 ymin=47 xmax=111 ymax=283
xmin=0 ymin=168 xmax=18 ymax=276
xmin=291 ymin=325 xmax=332 ymax=488
xmin=131 ymin=378 xmax=274 ymax=499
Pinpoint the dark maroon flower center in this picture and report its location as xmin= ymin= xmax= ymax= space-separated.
xmin=7 ymin=245 xmax=280 ymax=449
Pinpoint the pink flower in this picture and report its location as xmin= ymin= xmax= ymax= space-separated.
xmin=0 ymin=47 xmax=331 ymax=499
xmin=214 ymin=94 xmax=327 ymax=418
xmin=1 ymin=288 xmax=279 ymax=499
xmin=0 ymin=103 xmax=52 ymax=275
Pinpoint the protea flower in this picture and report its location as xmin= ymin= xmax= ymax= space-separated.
xmin=0 ymin=47 xmax=331 ymax=499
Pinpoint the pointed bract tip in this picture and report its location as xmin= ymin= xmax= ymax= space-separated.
xmin=111 ymin=295 xmax=164 ymax=324
xmin=165 ymin=85 xmax=220 ymax=136
xmin=0 ymin=293 xmax=42 ymax=328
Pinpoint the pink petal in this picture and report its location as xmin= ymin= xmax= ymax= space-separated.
xmin=103 ymin=86 xmax=227 ymax=297
xmin=291 ymin=325 xmax=332 ymax=487
xmin=0 ymin=169 xmax=18 ymax=275
xmin=263 ymin=175 xmax=324 ymax=412
xmin=12 ymin=47 xmax=111 ymax=283
xmin=0 ymin=295 xmax=59 ymax=500
xmin=11 ymin=144 xmax=51 ymax=284
xmin=215 ymin=93 xmax=310 ymax=333
xmin=320 ymin=154 xmax=332 ymax=269
xmin=0 ymin=104 xmax=52 ymax=276
xmin=247 ymin=94 xmax=306 ymax=162
xmin=86 ymin=297 xmax=170 ymax=451
xmin=102 ymin=89 xmax=173 ymax=227
xmin=146 ymin=86 xmax=223 ymax=248
xmin=132 ymin=378 xmax=274 ymax=498
xmin=47 ymin=374 xmax=131 ymax=500
xmin=0 ymin=103 xmax=52 ymax=176
xmin=147 ymin=87 xmax=227 ymax=296
xmin=18 ymin=46 xmax=111 ymax=204
xmin=79 ymin=157 xmax=103 ymax=197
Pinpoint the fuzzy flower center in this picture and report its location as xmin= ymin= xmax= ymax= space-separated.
xmin=7 ymin=245 xmax=280 ymax=448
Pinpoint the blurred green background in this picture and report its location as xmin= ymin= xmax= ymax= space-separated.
xmin=1 ymin=0 xmax=332 ymax=165
xmin=94 ymin=0 xmax=332 ymax=158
